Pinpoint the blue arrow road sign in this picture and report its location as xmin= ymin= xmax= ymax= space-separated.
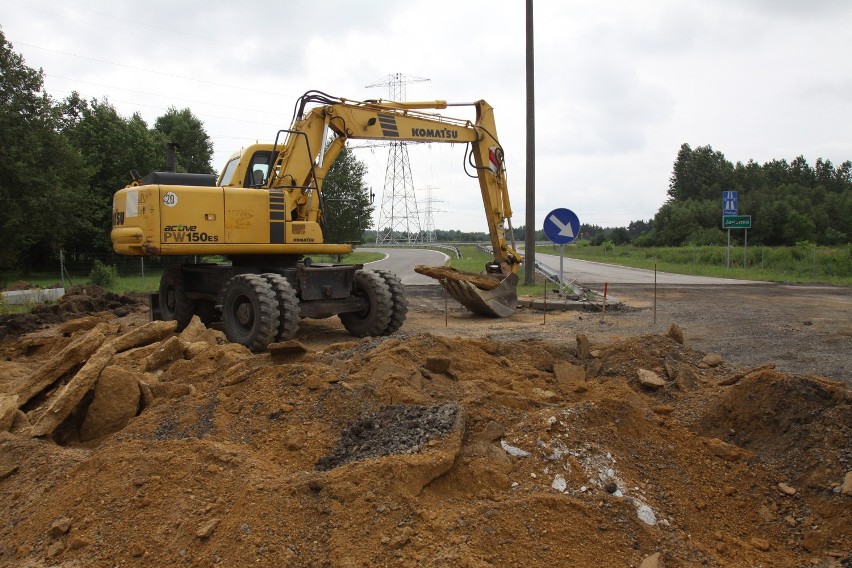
xmin=544 ymin=208 xmax=581 ymax=245
xmin=723 ymin=190 xmax=738 ymax=216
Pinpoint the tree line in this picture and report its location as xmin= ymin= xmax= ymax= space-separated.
xmin=0 ymin=30 xmax=215 ymax=274
xmin=624 ymin=144 xmax=851 ymax=247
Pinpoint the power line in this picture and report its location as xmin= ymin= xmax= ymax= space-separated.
xmin=44 ymin=74 xmax=289 ymax=118
xmin=14 ymin=40 xmax=295 ymax=98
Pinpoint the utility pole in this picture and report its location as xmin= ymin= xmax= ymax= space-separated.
xmin=524 ymin=0 xmax=536 ymax=284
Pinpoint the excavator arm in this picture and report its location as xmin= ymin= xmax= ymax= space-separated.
xmin=264 ymin=92 xmax=523 ymax=316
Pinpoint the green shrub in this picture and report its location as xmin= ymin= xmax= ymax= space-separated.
xmin=88 ymin=260 xmax=118 ymax=288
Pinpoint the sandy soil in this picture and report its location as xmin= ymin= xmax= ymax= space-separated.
xmin=0 ymin=283 xmax=849 ymax=567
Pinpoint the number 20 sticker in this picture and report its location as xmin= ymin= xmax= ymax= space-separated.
xmin=162 ymin=192 xmax=178 ymax=207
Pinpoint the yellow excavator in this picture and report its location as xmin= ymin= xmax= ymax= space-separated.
xmin=111 ymin=91 xmax=523 ymax=350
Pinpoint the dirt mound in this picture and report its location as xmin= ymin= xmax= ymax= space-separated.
xmin=0 ymin=307 xmax=850 ymax=567
xmin=0 ymin=285 xmax=147 ymax=339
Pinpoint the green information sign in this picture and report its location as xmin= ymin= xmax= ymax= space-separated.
xmin=723 ymin=215 xmax=751 ymax=229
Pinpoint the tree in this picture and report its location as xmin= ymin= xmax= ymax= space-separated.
xmin=0 ymin=30 xmax=97 ymax=272
xmin=62 ymin=99 xmax=165 ymax=252
xmin=668 ymin=143 xmax=735 ymax=202
xmin=320 ymin=145 xmax=374 ymax=244
xmin=154 ymin=107 xmax=215 ymax=174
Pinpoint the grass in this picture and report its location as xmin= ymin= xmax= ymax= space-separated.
xmin=1 ymin=251 xmax=389 ymax=313
xmin=4 ymin=244 xmax=847 ymax=317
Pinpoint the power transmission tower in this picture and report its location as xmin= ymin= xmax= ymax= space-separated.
xmin=421 ymin=185 xmax=445 ymax=243
xmin=365 ymin=73 xmax=429 ymax=244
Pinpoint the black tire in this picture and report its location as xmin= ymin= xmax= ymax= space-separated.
xmin=375 ymin=269 xmax=408 ymax=335
xmin=159 ymin=266 xmax=193 ymax=331
xmin=220 ymin=274 xmax=279 ymax=351
xmin=261 ymin=273 xmax=301 ymax=341
xmin=339 ymin=270 xmax=393 ymax=337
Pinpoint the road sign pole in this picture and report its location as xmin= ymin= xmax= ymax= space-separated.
xmin=559 ymin=244 xmax=564 ymax=296
xmin=726 ymin=229 xmax=731 ymax=269
xmin=744 ymin=229 xmax=748 ymax=271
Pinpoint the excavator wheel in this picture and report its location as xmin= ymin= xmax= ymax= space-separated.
xmin=159 ymin=266 xmax=194 ymax=331
xmin=261 ymin=273 xmax=301 ymax=342
xmin=339 ymin=270 xmax=393 ymax=337
xmin=220 ymin=274 xmax=280 ymax=352
xmin=374 ymin=269 xmax=408 ymax=335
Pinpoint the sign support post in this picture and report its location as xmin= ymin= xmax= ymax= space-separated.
xmin=726 ymin=230 xmax=730 ymax=269
xmin=543 ymin=208 xmax=581 ymax=295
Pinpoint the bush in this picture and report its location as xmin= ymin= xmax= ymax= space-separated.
xmin=88 ymin=260 xmax=117 ymax=288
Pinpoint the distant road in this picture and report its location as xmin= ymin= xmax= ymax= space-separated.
xmin=532 ymin=251 xmax=760 ymax=285
xmin=360 ymin=247 xmax=759 ymax=286
xmin=361 ymin=248 xmax=448 ymax=285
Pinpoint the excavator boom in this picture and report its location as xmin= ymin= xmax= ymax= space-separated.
xmin=275 ymin=92 xmax=523 ymax=316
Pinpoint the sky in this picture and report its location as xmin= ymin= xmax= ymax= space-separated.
xmin=2 ymin=0 xmax=851 ymax=234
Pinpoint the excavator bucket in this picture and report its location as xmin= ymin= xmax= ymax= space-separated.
xmin=414 ymin=266 xmax=519 ymax=318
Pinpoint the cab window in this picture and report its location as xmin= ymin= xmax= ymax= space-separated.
xmin=218 ymin=157 xmax=240 ymax=186
xmin=245 ymin=151 xmax=275 ymax=187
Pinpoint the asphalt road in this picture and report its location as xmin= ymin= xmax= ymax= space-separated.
xmin=362 ymin=247 xmax=759 ymax=286
xmin=360 ymin=248 xmax=448 ymax=285
xmin=531 ymin=251 xmax=760 ymax=285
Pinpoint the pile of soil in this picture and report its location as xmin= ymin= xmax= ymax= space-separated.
xmin=0 ymin=288 xmax=849 ymax=567
xmin=0 ymin=285 xmax=147 ymax=339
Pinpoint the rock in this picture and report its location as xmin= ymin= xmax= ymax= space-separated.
xmin=666 ymin=323 xmax=684 ymax=345
xmin=199 ymin=328 xmax=227 ymax=346
xmin=551 ymin=475 xmax=567 ymax=492
xmin=144 ymin=336 xmax=188 ymax=371
xmin=500 ymin=440 xmax=530 ymax=458
xmin=29 ymin=342 xmax=116 ymax=438
xmin=700 ymin=353 xmax=723 ymax=368
xmin=0 ymin=464 xmax=19 ymax=481
xmin=67 ymin=535 xmax=90 ymax=550
xmin=79 ymin=366 xmax=142 ymax=442
xmin=45 ymin=541 xmax=65 ymax=558
xmin=185 ymin=341 xmax=212 ymax=360
xmin=56 ymin=314 xmax=114 ymax=335
xmin=585 ymin=359 xmax=602 ymax=380
xmin=196 ymin=518 xmax=220 ymax=539
xmin=839 ymin=471 xmax=852 ymax=495
xmin=111 ymin=320 xmax=176 ymax=353
xmin=638 ymin=369 xmax=666 ymax=389
xmin=750 ymin=537 xmax=770 ymax=551
xmin=177 ymin=315 xmax=206 ymax=343
xmin=268 ymin=340 xmax=309 ymax=356
xmin=705 ymin=437 xmax=750 ymax=462
xmin=777 ymin=482 xmax=796 ymax=496
xmin=639 ymin=552 xmax=664 ymax=568
xmin=664 ymin=358 xmax=679 ymax=380
xmin=49 ymin=516 xmax=73 ymax=538
xmin=10 ymin=410 xmax=30 ymax=434
xmin=634 ymin=501 xmax=657 ymax=526
xmin=423 ymin=356 xmax=451 ymax=374
xmin=15 ymin=323 xmax=108 ymax=406
xmin=476 ymin=420 xmax=505 ymax=442
xmin=0 ymin=394 xmax=18 ymax=432
xmin=575 ymin=333 xmax=591 ymax=360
